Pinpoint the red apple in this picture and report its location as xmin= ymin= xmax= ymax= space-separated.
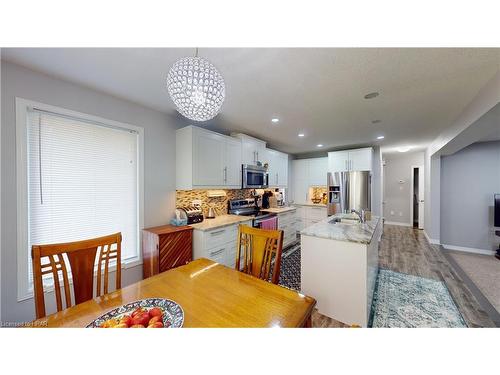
xmin=130 ymin=324 xmax=145 ymax=328
xmin=131 ymin=313 xmax=150 ymax=327
xmin=149 ymin=307 xmax=163 ymax=318
xmin=147 ymin=322 xmax=164 ymax=328
xmin=148 ymin=316 xmax=162 ymax=325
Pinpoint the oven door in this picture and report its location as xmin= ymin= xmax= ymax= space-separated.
xmin=242 ymin=166 xmax=268 ymax=188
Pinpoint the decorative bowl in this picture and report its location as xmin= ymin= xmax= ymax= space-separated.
xmin=86 ymin=298 xmax=184 ymax=328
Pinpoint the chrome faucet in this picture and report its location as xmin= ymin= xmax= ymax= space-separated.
xmin=351 ymin=209 xmax=366 ymax=223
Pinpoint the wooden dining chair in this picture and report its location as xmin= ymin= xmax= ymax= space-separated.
xmin=235 ymin=225 xmax=284 ymax=284
xmin=31 ymin=232 xmax=122 ymax=319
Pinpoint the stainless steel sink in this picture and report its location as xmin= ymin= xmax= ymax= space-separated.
xmin=329 ymin=217 xmax=360 ymax=225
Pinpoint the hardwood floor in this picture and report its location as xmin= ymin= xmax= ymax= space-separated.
xmin=312 ymin=223 xmax=495 ymax=327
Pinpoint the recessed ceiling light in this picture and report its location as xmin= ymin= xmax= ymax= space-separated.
xmin=298 ymin=133 xmax=305 ymax=137
xmin=271 ymin=118 xmax=279 ymax=123
xmin=364 ymin=92 xmax=379 ymax=99
xmin=372 ymin=120 xmax=381 ymax=124
xmin=377 ymin=136 xmax=385 ymax=140
xmin=317 ymin=144 xmax=323 ymax=148
xmin=397 ymin=146 xmax=411 ymax=153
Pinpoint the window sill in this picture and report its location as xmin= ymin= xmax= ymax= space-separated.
xmin=17 ymin=258 xmax=143 ymax=303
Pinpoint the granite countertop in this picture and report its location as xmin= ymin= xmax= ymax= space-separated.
xmin=293 ymin=203 xmax=327 ymax=208
xmin=301 ymin=214 xmax=381 ymax=244
xmin=261 ymin=206 xmax=297 ymax=214
xmin=189 ymin=215 xmax=253 ymax=231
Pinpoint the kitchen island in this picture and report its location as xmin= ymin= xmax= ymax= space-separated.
xmin=300 ymin=214 xmax=382 ymax=327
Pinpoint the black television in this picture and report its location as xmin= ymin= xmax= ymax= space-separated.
xmin=495 ymin=194 xmax=500 ymax=228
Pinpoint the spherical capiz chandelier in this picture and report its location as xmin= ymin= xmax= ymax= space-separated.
xmin=166 ymin=50 xmax=225 ymax=122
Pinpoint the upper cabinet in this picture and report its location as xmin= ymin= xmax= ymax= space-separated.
xmin=231 ymin=133 xmax=267 ymax=165
xmin=328 ymin=147 xmax=372 ymax=172
xmin=176 ymin=126 xmax=242 ymax=190
xmin=291 ymin=157 xmax=328 ymax=204
xmin=308 ymin=157 xmax=328 ymax=186
xmin=264 ymin=149 xmax=288 ymax=187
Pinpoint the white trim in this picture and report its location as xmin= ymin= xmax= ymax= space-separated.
xmin=15 ymin=97 xmax=145 ymax=302
xmin=384 ymin=221 xmax=413 ymax=227
xmin=442 ymin=244 xmax=496 ymax=256
xmin=423 ymin=230 xmax=440 ymax=245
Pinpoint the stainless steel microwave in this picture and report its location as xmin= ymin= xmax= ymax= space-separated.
xmin=242 ymin=164 xmax=269 ymax=189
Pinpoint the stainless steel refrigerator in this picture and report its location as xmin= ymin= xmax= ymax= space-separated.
xmin=327 ymin=171 xmax=371 ymax=216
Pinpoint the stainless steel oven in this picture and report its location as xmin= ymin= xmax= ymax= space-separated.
xmin=242 ymin=164 xmax=268 ymax=189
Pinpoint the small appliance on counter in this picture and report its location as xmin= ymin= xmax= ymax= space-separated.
xmin=170 ymin=209 xmax=188 ymax=226
xmin=177 ymin=206 xmax=204 ymax=224
xmin=227 ymin=198 xmax=277 ymax=228
xmin=207 ymin=206 xmax=217 ymax=219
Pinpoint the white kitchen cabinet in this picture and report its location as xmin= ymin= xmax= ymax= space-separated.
xmin=176 ymin=126 xmax=242 ymax=189
xmin=193 ymin=130 xmax=225 ymax=186
xmin=308 ymin=157 xmax=328 ymax=186
xmin=263 ymin=148 xmax=288 ymax=188
xmin=275 ymin=209 xmax=298 ymax=247
xmin=231 ymin=133 xmax=267 ymax=165
xmin=291 ymin=158 xmax=328 ymax=204
xmin=224 ymin=137 xmax=242 ymax=187
xmin=193 ymin=220 xmax=252 ymax=268
xmin=328 ymin=151 xmax=349 ymax=172
xmin=294 ymin=205 xmax=327 ymax=230
xmin=328 ymin=148 xmax=372 ymax=172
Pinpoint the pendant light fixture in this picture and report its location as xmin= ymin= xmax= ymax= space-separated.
xmin=166 ymin=48 xmax=225 ymax=122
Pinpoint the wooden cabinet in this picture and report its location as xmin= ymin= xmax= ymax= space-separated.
xmin=176 ymin=126 xmax=242 ymax=189
xmin=142 ymin=225 xmax=193 ymax=279
xmin=328 ymin=148 xmax=372 ymax=172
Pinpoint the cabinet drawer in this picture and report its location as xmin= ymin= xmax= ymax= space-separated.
xmin=207 ymin=245 xmax=226 ymax=264
xmin=204 ymin=224 xmax=239 ymax=249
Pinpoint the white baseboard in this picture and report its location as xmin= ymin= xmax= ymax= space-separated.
xmin=423 ymin=230 xmax=440 ymax=245
xmin=442 ymin=243 xmax=496 ymax=256
xmin=384 ymin=221 xmax=412 ymax=227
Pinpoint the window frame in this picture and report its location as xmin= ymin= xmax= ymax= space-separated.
xmin=16 ymin=98 xmax=145 ymax=302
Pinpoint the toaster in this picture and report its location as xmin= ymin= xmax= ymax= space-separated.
xmin=178 ymin=206 xmax=204 ymax=224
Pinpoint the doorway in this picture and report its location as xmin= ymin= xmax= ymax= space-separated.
xmin=411 ymin=166 xmax=424 ymax=229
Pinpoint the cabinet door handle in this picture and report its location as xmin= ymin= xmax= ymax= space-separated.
xmin=257 ymin=151 xmax=259 ymax=161
xmin=276 ymin=173 xmax=278 ymax=184
xmin=210 ymin=230 xmax=225 ymax=236
xmin=345 ymin=160 xmax=348 ymax=170
xmin=223 ymin=167 xmax=227 ymax=183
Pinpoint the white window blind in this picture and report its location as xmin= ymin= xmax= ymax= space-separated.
xmin=26 ymin=110 xmax=140 ymax=283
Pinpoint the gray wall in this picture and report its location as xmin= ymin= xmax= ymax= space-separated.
xmin=383 ymin=151 xmax=425 ymax=225
xmin=441 ymin=141 xmax=500 ymax=251
xmin=1 ymin=61 xmax=179 ymax=322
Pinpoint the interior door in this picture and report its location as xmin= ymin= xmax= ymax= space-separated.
xmin=418 ymin=166 xmax=425 ymax=229
xmin=225 ymin=138 xmax=242 ymax=187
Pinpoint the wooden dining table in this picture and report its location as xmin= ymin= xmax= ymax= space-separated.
xmin=32 ymin=258 xmax=316 ymax=328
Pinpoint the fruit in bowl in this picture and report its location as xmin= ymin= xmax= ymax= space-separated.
xmin=99 ymin=307 xmax=169 ymax=328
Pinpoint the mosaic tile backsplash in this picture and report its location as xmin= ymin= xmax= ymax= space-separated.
xmin=176 ymin=189 xmax=254 ymax=217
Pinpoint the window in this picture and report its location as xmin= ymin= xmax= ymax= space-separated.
xmin=16 ymin=98 xmax=144 ymax=301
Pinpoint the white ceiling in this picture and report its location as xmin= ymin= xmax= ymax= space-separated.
xmin=2 ymin=48 xmax=499 ymax=155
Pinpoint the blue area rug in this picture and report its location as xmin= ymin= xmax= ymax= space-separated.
xmin=369 ymin=269 xmax=467 ymax=328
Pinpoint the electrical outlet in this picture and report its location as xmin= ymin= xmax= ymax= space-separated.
xmin=192 ymin=199 xmax=202 ymax=207
xmin=399 ymin=212 xmax=403 ymax=216
xmin=390 ymin=210 xmax=394 ymax=215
